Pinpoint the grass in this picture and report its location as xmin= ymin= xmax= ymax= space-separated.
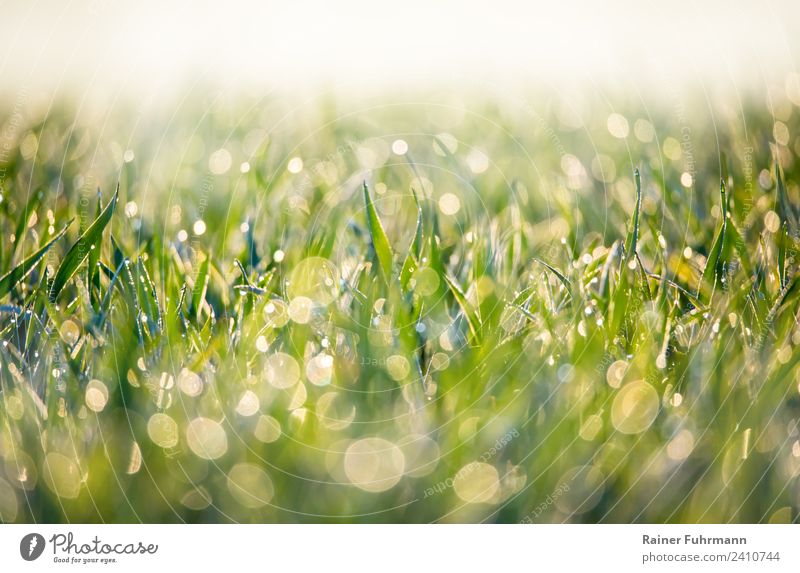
xmin=0 ymin=93 xmax=799 ymax=523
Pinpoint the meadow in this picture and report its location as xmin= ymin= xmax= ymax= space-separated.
xmin=0 ymin=89 xmax=799 ymax=523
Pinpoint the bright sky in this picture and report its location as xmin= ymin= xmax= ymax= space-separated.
xmin=1 ymin=0 xmax=798 ymax=98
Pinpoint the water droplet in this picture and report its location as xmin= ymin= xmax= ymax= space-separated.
xmin=265 ymin=352 xmax=300 ymax=388
xmin=606 ymin=360 xmax=628 ymax=388
xmin=611 ymin=380 xmax=659 ymax=434
xmin=186 ymin=417 xmax=228 ymax=460
xmin=386 ymin=355 xmax=410 ymax=381
xmin=42 ymin=453 xmax=81 ymax=499
xmin=453 ymin=462 xmax=499 ymax=504
xmin=85 ymin=380 xmax=108 ymax=413
xmin=254 ymin=415 xmax=281 ymax=443
xmin=288 ymin=296 xmax=314 ymax=324
xmin=227 ymin=464 xmax=274 ymax=508
xmin=177 ymin=368 xmax=203 ymax=397
xmin=147 ymin=413 xmax=179 ymax=448
xmin=345 ymin=438 xmax=405 ymax=493
xmin=306 ymin=352 xmax=334 ymax=386
xmin=236 ymin=391 xmax=260 ymax=417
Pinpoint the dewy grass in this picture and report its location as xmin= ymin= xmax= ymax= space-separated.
xmin=0 ymin=96 xmax=799 ymax=524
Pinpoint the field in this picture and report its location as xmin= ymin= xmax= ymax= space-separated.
xmin=1 ymin=90 xmax=799 ymax=523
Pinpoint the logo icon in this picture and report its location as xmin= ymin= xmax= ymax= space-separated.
xmin=20 ymin=533 xmax=46 ymax=561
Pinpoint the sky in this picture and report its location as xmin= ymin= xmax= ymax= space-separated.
xmin=0 ymin=0 xmax=798 ymax=100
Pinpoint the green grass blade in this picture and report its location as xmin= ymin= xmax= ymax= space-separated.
xmin=136 ymin=256 xmax=163 ymax=335
xmin=623 ymin=168 xmax=642 ymax=261
xmin=0 ymin=222 xmax=70 ymax=299
xmin=363 ymin=181 xmax=394 ymax=284
xmin=410 ymin=186 xmax=423 ymax=259
xmin=778 ymin=221 xmax=788 ymax=288
xmin=400 ymin=253 xmax=418 ymax=291
xmin=49 ymin=186 xmax=118 ymax=301
xmin=192 ymin=250 xmax=211 ymax=321
xmin=775 ymin=158 xmax=798 ymax=233
xmin=608 ymin=260 xmax=632 ymax=337
xmin=88 ymin=258 xmax=128 ymax=334
xmin=400 ymin=188 xmax=424 ymax=291
xmin=699 ymin=179 xmax=728 ymax=300
xmin=443 ymin=273 xmax=481 ymax=343
xmin=87 ymin=190 xmax=104 ymax=297
xmin=609 ymin=167 xmax=643 ymax=337
xmin=10 ymin=189 xmax=42 ymax=266
xmin=646 ymin=272 xmax=704 ymax=309
xmin=532 ymin=257 xmax=572 ymax=299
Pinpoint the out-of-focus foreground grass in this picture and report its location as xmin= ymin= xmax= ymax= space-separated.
xmin=1 ymin=90 xmax=800 ymax=523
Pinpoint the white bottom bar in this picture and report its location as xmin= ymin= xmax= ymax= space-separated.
xmin=1 ymin=524 xmax=797 ymax=572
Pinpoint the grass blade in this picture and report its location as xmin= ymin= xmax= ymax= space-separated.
xmin=87 ymin=190 xmax=104 ymax=300
xmin=532 ymin=257 xmax=572 ymax=300
xmin=410 ymin=186 xmax=423 ymax=259
xmin=400 ymin=188 xmax=424 ymax=291
xmin=698 ymin=179 xmax=728 ymax=300
xmin=10 ymin=189 xmax=42 ymax=267
xmin=363 ymin=181 xmax=394 ymax=284
xmin=623 ymin=168 xmax=642 ymax=261
xmin=49 ymin=186 xmax=118 ymax=301
xmin=609 ymin=169 xmax=643 ymax=337
xmin=443 ymin=273 xmax=481 ymax=343
xmin=192 ymin=250 xmax=211 ymax=321
xmin=0 ymin=222 xmax=70 ymax=299
xmin=775 ymin=157 xmax=798 ymax=233
xmin=778 ymin=221 xmax=788 ymax=288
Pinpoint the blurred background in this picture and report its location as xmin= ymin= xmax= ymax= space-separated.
xmin=1 ymin=0 xmax=799 ymax=101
